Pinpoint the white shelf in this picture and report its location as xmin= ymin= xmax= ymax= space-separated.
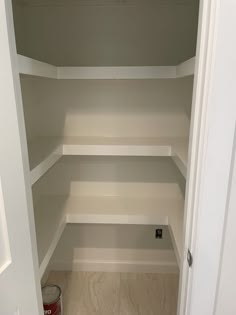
xmin=28 ymin=138 xmax=62 ymax=185
xmin=18 ymin=54 xmax=195 ymax=79
xmin=62 ymin=137 xmax=174 ymax=156
xmin=18 ymin=54 xmax=57 ymax=79
xmin=168 ymin=208 xmax=184 ymax=266
xmin=65 ymin=195 xmax=183 ymax=225
xmin=29 ymin=137 xmax=188 ymax=184
xmin=172 ymin=143 xmax=189 ymax=178
xmin=176 ymin=57 xmax=196 ymax=78
xmin=35 ymin=194 xmax=184 ymax=275
xmin=34 ymin=196 xmax=67 ymax=278
xmin=57 ymin=66 xmax=177 ymax=79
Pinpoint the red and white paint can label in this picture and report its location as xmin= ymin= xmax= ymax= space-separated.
xmin=42 ymin=285 xmax=62 ymax=315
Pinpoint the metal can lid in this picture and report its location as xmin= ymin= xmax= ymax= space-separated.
xmin=42 ymin=285 xmax=61 ymax=305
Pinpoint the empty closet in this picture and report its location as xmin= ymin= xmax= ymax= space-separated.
xmin=11 ymin=0 xmax=199 ymax=313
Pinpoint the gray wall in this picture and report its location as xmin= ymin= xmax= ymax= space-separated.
xmin=13 ymin=0 xmax=199 ymax=66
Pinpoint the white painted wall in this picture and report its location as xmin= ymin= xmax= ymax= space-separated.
xmin=13 ymin=0 xmax=199 ymax=66
xmin=51 ymin=224 xmax=178 ymax=273
xmin=12 ymin=1 xmax=26 ymax=54
xmin=20 ymin=77 xmax=193 ymax=139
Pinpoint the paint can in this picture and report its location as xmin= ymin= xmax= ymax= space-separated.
xmin=42 ymin=285 xmax=62 ymax=315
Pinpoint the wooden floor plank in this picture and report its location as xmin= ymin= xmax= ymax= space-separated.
xmin=46 ymin=271 xmax=178 ymax=315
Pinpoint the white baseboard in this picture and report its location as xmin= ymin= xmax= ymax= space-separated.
xmin=52 ymin=259 xmax=178 ymax=274
xmin=50 ymin=248 xmax=179 ymax=274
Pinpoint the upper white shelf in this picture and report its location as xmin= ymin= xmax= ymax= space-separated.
xmin=29 ymin=136 xmax=188 ymax=184
xmin=176 ymin=57 xmax=196 ymax=78
xmin=28 ymin=138 xmax=62 ymax=185
xmin=18 ymin=54 xmax=57 ymax=79
xmin=62 ymin=136 xmax=174 ymax=156
xmin=18 ymin=54 xmax=195 ymax=79
xmin=172 ymin=142 xmax=189 ymax=178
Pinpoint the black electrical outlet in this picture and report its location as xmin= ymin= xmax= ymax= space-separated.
xmin=155 ymin=228 xmax=163 ymax=239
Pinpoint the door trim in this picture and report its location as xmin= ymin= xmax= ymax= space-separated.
xmin=179 ymin=0 xmax=236 ymax=314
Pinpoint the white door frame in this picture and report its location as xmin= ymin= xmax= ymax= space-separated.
xmin=179 ymin=0 xmax=236 ymax=314
xmin=0 ymin=1 xmax=43 ymax=314
xmin=214 ymin=127 xmax=236 ymax=315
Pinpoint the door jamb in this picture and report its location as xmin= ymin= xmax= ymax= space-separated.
xmin=178 ymin=0 xmax=221 ymax=314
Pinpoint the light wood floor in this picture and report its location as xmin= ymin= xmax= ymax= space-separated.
xmin=46 ymin=271 xmax=179 ymax=315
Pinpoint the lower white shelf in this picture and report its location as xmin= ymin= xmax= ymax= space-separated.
xmin=168 ymin=208 xmax=184 ymax=266
xmin=29 ymin=136 xmax=188 ymax=184
xmin=34 ymin=197 xmax=67 ymax=278
xmin=34 ymin=195 xmax=184 ymax=277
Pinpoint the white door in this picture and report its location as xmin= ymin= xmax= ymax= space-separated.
xmin=179 ymin=0 xmax=236 ymax=314
xmin=214 ymin=129 xmax=236 ymax=315
xmin=0 ymin=1 xmax=43 ymax=314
